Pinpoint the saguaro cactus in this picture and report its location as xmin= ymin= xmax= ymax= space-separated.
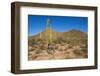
xmin=46 ymin=18 xmax=52 ymax=43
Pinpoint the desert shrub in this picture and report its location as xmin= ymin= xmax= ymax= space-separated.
xmin=32 ymin=40 xmax=37 ymax=45
xmin=66 ymin=41 xmax=71 ymax=44
xmin=29 ymin=48 xmax=34 ymax=52
xmin=64 ymin=48 xmax=68 ymax=51
xmin=81 ymin=48 xmax=88 ymax=53
xmin=59 ymin=48 xmax=63 ymax=51
xmin=31 ymin=55 xmax=38 ymax=60
xmin=84 ymin=54 xmax=88 ymax=58
xmin=80 ymin=44 xmax=88 ymax=48
xmin=73 ymin=49 xmax=82 ymax=56
xmin=79 ymin=44 xmax=88 ymax=53
xmin=35 ymin=49 xmax=41 ymax=54
xmin=40 ymin=45 xmax=47 ymax=50
xmin=35 ymin=38 xmax=45 ymax=43
xmin=60 ymin=38 xmax=67 ymax=43
xmin=81 ymin=39 xmax=87 ymax=44
xmin=67 ymin=44 xmax=73 ymax=49
xmin=52 ymin=40 xmax=59 ymax=44
xmin=55 ymin=46 xmax=58 ymax=49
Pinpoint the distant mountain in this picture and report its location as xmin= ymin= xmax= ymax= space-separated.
xmin=62 ymin=30 xmax=87 ymax=39
xmin=29 ymin=28 xmax=87 ymax=42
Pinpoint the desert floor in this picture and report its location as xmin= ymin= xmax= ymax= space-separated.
xmin=28 ymin=42 xmax=87 ymax=60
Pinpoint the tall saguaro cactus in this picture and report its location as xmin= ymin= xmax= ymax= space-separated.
xmin=39 ymin=18 xmax=54 ymax=43
xmin=46 ymin=18 xmax=52 ymax=43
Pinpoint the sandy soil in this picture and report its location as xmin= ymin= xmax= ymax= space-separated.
xmin=28 ymin=43 xmax=87 ymax=60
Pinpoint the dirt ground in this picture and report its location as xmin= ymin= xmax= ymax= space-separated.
xmin=28 ymin=42 xmax=87 ymax=60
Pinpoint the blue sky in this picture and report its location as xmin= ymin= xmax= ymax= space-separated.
xmin=28 ymin=15 xmax=88 ymax=36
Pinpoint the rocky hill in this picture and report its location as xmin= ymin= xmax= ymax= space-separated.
xmin=29 ymin=28 xmax=87 ymax=45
